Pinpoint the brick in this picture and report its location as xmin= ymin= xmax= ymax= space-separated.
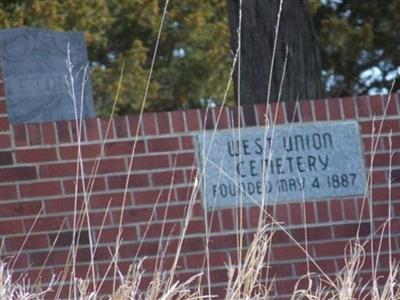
xmin=114 ymin=207 xmax=154 ymax=224
xmin=41 ymin=123 xmax=56 ymax=144
xmin=156 ymin=112 xmax=171 ymax=134
xmin=0 ymin=133 xmax=11 ymax=149
xmin=180 ymin=136 xmax=193 ymax=150
xmin=0 ymin=116 xmax=9 ymax=132
xmin=84 ymin=118 xmax=100 ymax=141
xmin=39 ymin=162 xmax=77 ymax=178
xmin=142 ymin=113 xmax=157 ymax=135
xmin=25 ymin=215 xmax=68 ymax=233
xmin=316 ymin=201 xmax=330 ymax=222
xmin=99 ymin=118 xmax=115 ymax=140
xmin=367 ymin=153 xmax=395 ymax=167
xmin=303 ymin=202 xmax=316 ymax=223
xmin=49 ymin=230 xmax=90 ymax=248
xmin=268 ymin=263 xmax=293 ymax=278
xmin=285 ymin=101 xmax=300 ymax=122
xmin=0 ymin=166 xmax=37 ymax=182
xmin=19 ymin=181 xmax=62 ymax=197
xmin=0 ymin=220 xmax=24 ymax=235
xmin=63 ymin=177 xmax=106 ymax=194
xmin=373 ymin=203 xmax=390 ymax=218
xmin=275 ymin=204 xmax=289 ymax=223
xmin=270 ymin=102 xmax=286 ymax=124
xmin=172 ymin=152 xmax=195 ymax=167
xmin=11 ymin=124 xmax=28 ymax=147
xmin=360 ymin=119 xmax=400 ymax=135
xmin=314 ymin=99 xmax=327 ymax=120
xmin=113 ymin=116 xmax=129 ymax=138
xmin=0 ymin=150 xmax=13 ymax=165
xmin=363 ymin=136 xmax=380 ymax=152
xmin=299 ymin=99 xmax=313 ymax=122
xmin=69 ymin=121 xmax=85 ymax=142
xmin=157 ymin=203 xmax=199 ymax=220
xmin=180 ymin=236 xmax=204 ymax=252
xmin=134 ymin=189 xmax=174 ymax=205
xmin=391 ymin=169 xmax=400 ymax=183
xmin=341 ymin=96 xmax=356 ymax=119
xmin=355 ymin=95 xmax=370 ymax=118
xmin=245 ymin=207 xmax=264 ymax=228
xmin=96 ymin=227 xmax=137 ymax=244
xmin=56 ymin=121 xmax=71 ymax=143
xmin=0 ymin=100 xmax=6 ymax=114
xmin=0 ymin=200 xmax=42 ymax=220
xmin=314 ymin=240 xmax=348 ymax=257
xmin=327 ymin=98 xmax=342 ymax=120
xmin=108 ymin=174 xmax=149 ymax=189
xmin=342 ymin=199 xmax=357 ymax=220
xmin=291 ymin=226 xmax=332 ymax=242
xmin=369 ymin=95 xmax=384 ymax=115
xmin=242 ymin=105 xmax=257 ymax=126
xmin=147 ymin=137 xmax=179 ymax=152
xmin=6 ymin=234 xmax=48 ymax=251
xmin=185 ymin=219 xmax=206 ymax=234
xmin=45 ymin=196 xmax=82 ymax=213
xmin=10 ymin=254 xmax=29 ymax=270
xmin=104 ymin=140 xmax=145 ymax=156
xmin=200 ymin=108 xmax=214 ymax=130
xmin=214 ymin=107 xmax=230 ymax=129
xmin=334 ymin=222 xmax=371 ymax=238
xmin=272 ymin=244 xmax=305 ymax=260
xmin=151 ymin=170 xmax=184 ymax=186
xmin=26 ymin=123 xmax=42 ymax=145
xmin=175 ymin=186 xmax=196 ymax=201
xmin=288 ymin=203 xmax=303 ymax=224
xmin=370 ymin=170 xmax=386 ymax=185
xmin=140 ymin=221 xmax=180 ymax=238
xmin=84 ymin=158 xmax=126 ymax=174
xmin=127 ymin=115 xmax=142 ymax=137
xmin=59 ymin=144 xmax=102 ymax=159
xmin=0 ymin=185 xmax=17 ymax=200
xmin=16 ymin=148 xmax=57 ymax=163
xmin=30 ymin=249 xmax=69 ymax=267
xmin=185 ymin=109 xmax=200 ymax=131
xmin=170 ymin=110 xmax=186 ymax=133
xmin=371 ymin=187 xmax=392 ymax=201
xmin=383 ymin=135 xmax=400 ymax=150
xmin=130 ymin=155 xmax=169 ymax=170
xmin=254 ymin=103 xmax=268 ymax=126
xmin=383 ymin=94 xmax=398 ymax=115
xmin=330 ymin=200 xmax=343 ymax=221
xmin=90 ymin=192 xmax=131 ymax=209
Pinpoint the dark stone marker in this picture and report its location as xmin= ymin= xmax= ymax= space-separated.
xmin=0 ymin=27 xmax=95 ymax=123
xmin=196 ymin=121 xmax=366 ymax=209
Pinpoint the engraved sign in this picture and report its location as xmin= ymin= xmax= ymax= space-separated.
xmin=0 ymin=27 xmax=95 ymax=123
xmin=196 ymin=121 xmax=366 ymax=209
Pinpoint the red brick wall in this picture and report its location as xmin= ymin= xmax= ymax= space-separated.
xmin=1 ymin=75 xmax=399 ymax=298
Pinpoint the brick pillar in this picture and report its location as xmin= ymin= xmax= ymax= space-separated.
xmin=0 ymin=74 xmax=13 ymax=158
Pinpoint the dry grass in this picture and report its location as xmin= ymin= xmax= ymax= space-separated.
xmin=2 ymin=0 xmax=400 ymax=299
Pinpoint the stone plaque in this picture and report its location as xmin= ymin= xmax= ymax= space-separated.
xmin=196 ymin=121 xmax=366 ymax=209
xmin=0 ymin=27 xmax=95 ymax=123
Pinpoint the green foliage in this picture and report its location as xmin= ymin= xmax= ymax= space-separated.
xmin=0 ymin=1 xmax=398 ymax=114
xmin=0 ymin=0 xmax=233 ymax=116
xmin=313 ymin=0 xmax=400 ymax=97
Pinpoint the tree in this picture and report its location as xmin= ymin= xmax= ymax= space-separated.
xmin=226 ymin=0 xmax=324 ymax=105
xmin=1 ymin=1 xmax=398 ymax=113
xmin=313 ymin=0 xmax=400 ymax=97
xmin=0 ymin=0 xmax=233 ymax=116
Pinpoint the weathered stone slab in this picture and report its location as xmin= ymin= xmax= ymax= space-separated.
xmin=0 ymin=27 xmax=95 ymax=123
xmin=196 ymin=121 xmax=366 ymax=209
